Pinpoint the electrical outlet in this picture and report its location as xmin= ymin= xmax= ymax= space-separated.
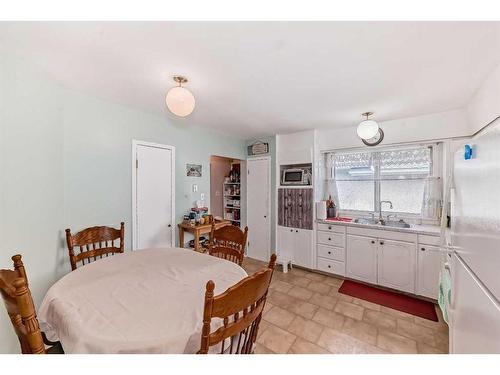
xmin=200 ymin=193 xmax=205 ymax=200
xmin=192 ymin=184 xmax=198 ymax=192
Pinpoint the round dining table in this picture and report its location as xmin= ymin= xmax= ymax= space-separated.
xmin=38 ymin=247 xmax=248 ymax=354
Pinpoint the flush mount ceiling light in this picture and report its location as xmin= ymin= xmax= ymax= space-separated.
xmin=165 ymin=75 xmax=195 ymax=117
xmin=356 ymin=112 xmax=379 ymax=140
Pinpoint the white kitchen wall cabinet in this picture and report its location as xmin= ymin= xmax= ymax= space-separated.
xmin=277 ymin=225 xmax=313 ymax=268
xmin=346 ymin=234 xmax=378 ymax=284
xmin=377 ymin=239 xmax=416 ymax=293
xmin=277 ymin=130 xmax=315 ymax=165
xmin=416 ymin=244 xmax=442 ymax=299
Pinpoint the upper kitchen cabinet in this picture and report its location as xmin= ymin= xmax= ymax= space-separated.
xmin=277 ymin=130 xmax=315 ymax=165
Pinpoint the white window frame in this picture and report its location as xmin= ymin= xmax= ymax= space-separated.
xmin=328 ymin=143 xmax=442 ymax=222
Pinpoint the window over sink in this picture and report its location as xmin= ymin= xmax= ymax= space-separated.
xmin=326 ymin=145 xmax=441 ymax=219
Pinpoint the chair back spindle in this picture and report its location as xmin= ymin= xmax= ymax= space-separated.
xmin=208 ymin=224 xmax=248 ymax=266
xmin=198 ymin=254 xmax=277 ymax=354
xmin=65 ymin=222 xmax=124 ymax=271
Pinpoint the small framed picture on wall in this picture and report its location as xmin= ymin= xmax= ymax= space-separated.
xmin=186 ymin=164 xmax=202 ymax=177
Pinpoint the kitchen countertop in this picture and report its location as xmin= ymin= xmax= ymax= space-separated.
xmin=317 ymin=218 xmax=442 ymax=236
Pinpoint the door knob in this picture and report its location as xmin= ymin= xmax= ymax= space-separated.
xmin=328 ymin=237 xmax=331 ymax=241
xmin=328 ymin=265 xmax=331 ymax=268
xmin=421 ymin=247 xmax=426 ymax=251
xmin=371 ymin=240 xmax=375 ymax=244
xmin=264 ymin=215 xmax=267 ymax=218
xmin=168 ymin=224 xmax=172 ymax=227
xmin=380 ymin=241 xmax=384 ymax=245
xmin=295 ymin=230 xmax=298 ymax=233
xmin=328 ymin=251 xmax=331 ymax=255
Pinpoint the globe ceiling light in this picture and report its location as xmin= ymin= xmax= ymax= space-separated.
xmin=165 ymin=76 xmax=195 ymax=117
xmin=356 ymin=112 xmax=379 ymax=140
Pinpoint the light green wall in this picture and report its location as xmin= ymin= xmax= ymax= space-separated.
xmin=245 ymin=137 xmax=277 ymax=251
xmin=0 ymin=54 xmax=245 ymax=353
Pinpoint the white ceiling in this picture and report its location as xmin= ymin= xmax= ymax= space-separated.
xmin=0 ymin=22 xmax=499 ymax=139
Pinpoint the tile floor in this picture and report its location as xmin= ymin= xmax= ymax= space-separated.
xmin=241 ymin=257 xmax=449 ymax=354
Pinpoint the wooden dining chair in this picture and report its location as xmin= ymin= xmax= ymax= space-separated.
xmin=0 ymin=254 xmax=63 ymax=354
xmin=65 ymin=222 xmax=125 ymax=271
xmin=198 ymin=253 xmax=276 ymax=354
xmin=208 ymin=224 xmax=248 ymax=266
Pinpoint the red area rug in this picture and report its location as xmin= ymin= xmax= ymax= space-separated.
xmin=338 ymin=280 xmax=438 ymax=321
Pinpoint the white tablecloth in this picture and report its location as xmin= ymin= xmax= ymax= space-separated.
xmin=38 ymin=247 xmax=248 ymax=353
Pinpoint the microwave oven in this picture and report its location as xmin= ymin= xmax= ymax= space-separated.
xmin=282 ymin=168 xmax=310 ymax=185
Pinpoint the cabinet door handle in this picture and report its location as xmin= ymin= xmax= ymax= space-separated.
xmin=328 ymin=237 xmax=331 ymax=241
xmin=290 ymin=229 xmax=293 ymax=232
xmin=296 ymin=230 xmax=298 ymax=233
xmin=327 ymin=265 xmax=331 ymax=268
xmin=328 ymin=226 xmax=332 ymax=230
xmin=380 ymin=241 xmax=384 ymax=245
xmin=328 ymin=251 xmax=331 ymax=255
xmin=421 ymin=247 xmax=426 ymax=251
xmin=371 ymin=240 xmax=375 ymax=244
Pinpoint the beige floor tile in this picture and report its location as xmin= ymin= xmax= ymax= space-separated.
xmin=267 ymin=290 xmax=297 ymax=309
xmin=310 ymin=293 xmax=338 ymax=310
xmin=341 ymin=317 xmax=378 ymax=345
xmin=286 ymin=316 xmax=325 ymax=343
xmin=379 ymin=306 xmax=414 ymax=321
xmin=414 ymin=315 xmax=448 ymax=333
xmin=396 ymin=318 xmax=437 ymax=347
xmin=329 ymin=287 xmax=354 ymax=302
xmin=254 ymin=343 xmax=275 ymax=354
xmin=288 ymin=338 xmax=329 ymax=354
xmin=307 ymin=281 xmax=332 ymax=295
xmin=363 ymin=309 xmax=397 ymax=331
xmin=263 ymin=302 xmax=274 ymax=316
xmin=312 ymin=307 xmax=345 ymax=330
xmin=288 ymin=276 xmax=312 ymax=288
xmin=323 ymin=276 xmax=344 ymax=287
xmin=434 ymin=331 xmax=449 ymax=352
xmin=334 ymin=301 xmax=364 ymax=320
xmin=263 ymin=306 xmax=296 ymax=329
xmin=270 ymin=280 xmax=294 ymax=294
xmin=417 ymin=342 xmax=447 ymax=354
xmin=287 ymin=286 xmax=314 ymax=301
xmin=288 ymin=267 xmax=309 ymax=277
xmin=303 ymin=272 xmax=326 ymax=282
xmin=256 ymin=324 xmax=297 ymax=353
xmin=286 ymin=300 xmax=319 ymax=320
xmin=377 ymin=330 xmax=418 ymax=354
xmin=317 ymin=328 xmax=386 ymax=354
xmin=351 ymin=297 xmax=382 ymax=312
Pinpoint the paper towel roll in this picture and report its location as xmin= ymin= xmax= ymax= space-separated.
xmin=316 ymin=201 xmax=327 ymax=220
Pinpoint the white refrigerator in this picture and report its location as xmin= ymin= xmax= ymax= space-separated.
xmin=449 ymin=122 xmax=500 ymax=353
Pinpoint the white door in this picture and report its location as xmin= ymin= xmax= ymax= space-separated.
xmin=133 ymin=141 xmax=175 ymax=249
xmin=294 ymin=229 xmax=313 ymax=268
xmin=377 ymin=239 xmax=416 ymax=293
xmin=246 ymin=157 xmax=271 ymax=261
xmin=416 ymin=245 xmax=442 ymax=299
xmin=346 ymin=234 xmax=378 ymax=284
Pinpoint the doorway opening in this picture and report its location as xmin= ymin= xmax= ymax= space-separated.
xmin=210 ymin=156 xmax=245 ymax=228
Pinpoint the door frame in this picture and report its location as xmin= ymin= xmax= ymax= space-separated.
xmin=246 ymin=155 xmax=271 ymax=261
xmin=132 ymin=140 xmax=176 ymax=250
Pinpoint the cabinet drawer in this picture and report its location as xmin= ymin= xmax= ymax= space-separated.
xmin=317 ymin=223 xmax=346 ymax=234
xmin=317 ymin=244 xmax=345 ymax=261
xmin=317 ymin=231 xmax=345 ymax=247
xmin=418 ymin=234 xmax=440 ymax=246
xmin=317 ymin=257 xmax=345 ymax=276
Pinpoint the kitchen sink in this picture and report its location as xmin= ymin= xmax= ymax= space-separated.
xmin=354 ymin=218 xmax=411 ymax=228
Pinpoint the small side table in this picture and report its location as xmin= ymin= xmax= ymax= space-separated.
xmin=178 ymin=220 xmax=231 ymax=252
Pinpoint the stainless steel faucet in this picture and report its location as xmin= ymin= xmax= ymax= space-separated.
xmin=378 ymin=200 xmax=393 ymax=224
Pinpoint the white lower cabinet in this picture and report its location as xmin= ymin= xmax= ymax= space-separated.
xmin=277 ymin=225 xmax=313 ymax=269
xmin=346 ymin=234 xmax=378 ymax=284
xmin=416 ymin=244 xmax=441 ymax=299
xmin=377 ymin=239 xmax=416 ymax=294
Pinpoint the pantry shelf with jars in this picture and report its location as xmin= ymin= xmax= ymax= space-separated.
xmin=223 ymin=166 xmax=241 ymax=227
